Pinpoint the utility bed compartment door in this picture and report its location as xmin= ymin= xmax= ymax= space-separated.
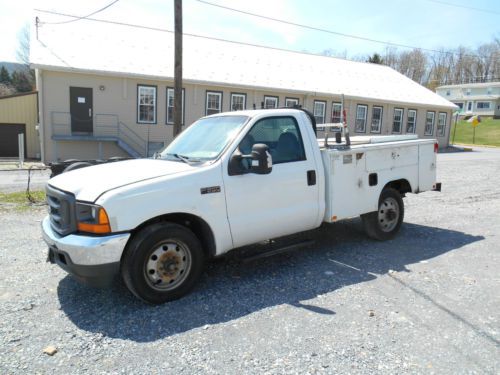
xmin=365 ymin=145 xmax=418 ymax=171
xmin=418 ymin=143 xmax=436 ymax=192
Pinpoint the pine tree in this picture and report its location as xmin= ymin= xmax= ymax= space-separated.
xmin=0 ymin=66 xmax=11 ymax=84
xmin=367 ymin=53 xmax=383 ymax=64
xmin=11 ymin=70 xmax=32 ymax=92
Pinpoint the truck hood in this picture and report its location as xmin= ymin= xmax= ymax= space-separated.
xmin=48 ymin=159 xmax=195 ymax=202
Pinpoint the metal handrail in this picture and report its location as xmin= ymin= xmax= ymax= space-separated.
xmin=50 ymin=111 xmax=148 ymax=157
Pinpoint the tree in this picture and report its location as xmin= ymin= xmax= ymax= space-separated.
xmin=0 ymin=66 xmax=11 ymax=84
xmin=11 ymin=70 xmax=32 ymax=92
xmin=16 ymin=24 xmax=35 ymax=88
xmin=367 ymin=53 xmax=383 ymax=64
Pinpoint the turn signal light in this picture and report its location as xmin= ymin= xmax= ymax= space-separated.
xmin=77 ymin=207 xmax=111 ymax=234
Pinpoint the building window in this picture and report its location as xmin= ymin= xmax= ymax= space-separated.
xmin=206 ymin=91 xmax=222 ymax=115
xmin=446 ymin=90 xmax=450 ymax=96
xmin=137 ymin=85 xmax=157 ymax=124
xmin=466 ymin=88 xmax=471 ymax=96
xmin=455 ymin=102 xmax=464 ymax=110
xmin=264 ymin=96 xmax=279 ymax=109
xmin=406 ymin=109 xmax=417 ymax=133
xmin=437 ymin=112 xmax=447 ymax=137
xmin=487 ymin=87 xmax=492 ymax=95
xmin=166 ymin=88 xmax=185 ymax=125
xmin=285 ymin=97 xmax=299 ymax=107
xmin=425 ymin=111 xmax=435 ymax=136
xmin=313 ymin=100 xmax=326 ymax=129
xmin=370 ymin=106 xmax=383 ymax=133
xmin=331 ymin=102 xmax=342 ymax=123
xmin=355 ymin=105 xmax=368 ymax=133
xmin=392 ymin=108 xmax=404 ymax=133
xmin=230 ymin=93 xmax=246 ymax=111
xmin=476 ymin=101 xmax=491 ymax=109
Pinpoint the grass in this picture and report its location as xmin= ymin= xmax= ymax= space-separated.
xmin=0 ymin=191 xmax=46 ymax=211
xmin=449 ymin=117 xmax=500 ymax=147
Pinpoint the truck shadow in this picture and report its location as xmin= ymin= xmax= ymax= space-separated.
xmin=57 ymin=221 xmax=483 ymax=342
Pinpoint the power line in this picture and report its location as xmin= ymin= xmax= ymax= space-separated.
xmin=40 ymin=0 xmax=121 ymax=25
xmin=421 ymin=0 xmax=500 ymax=15
xmin=195 ymin=0 xmax=495 ymax=60
xmin=35 ymin=8 xmax=498 ymax=63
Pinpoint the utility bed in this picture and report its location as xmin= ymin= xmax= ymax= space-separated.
xmin=319 ymin=135 xmax=437 ymax=223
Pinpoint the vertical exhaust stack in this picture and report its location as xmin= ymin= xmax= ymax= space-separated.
xmin=342 ymin=94 xmax=351 ymax=148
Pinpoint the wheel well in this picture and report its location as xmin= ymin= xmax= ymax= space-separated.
xmin=130 ymin=213 xmax=216 ymax=258
xmin=384 ymin=179 xmax=412 ymax=195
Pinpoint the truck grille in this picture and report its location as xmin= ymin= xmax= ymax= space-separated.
xmin=46 ymin=185 xmax=76 ymax=236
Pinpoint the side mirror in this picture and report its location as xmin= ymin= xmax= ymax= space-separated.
xmin=228 ymin=143 xmax=272 ymax=176
xmin=250 ymin=143 xmax=272 ymax=175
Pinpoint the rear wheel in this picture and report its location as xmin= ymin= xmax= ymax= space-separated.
xmin=121 ymin=222 xmax=205 ymax=304
xmin=362 ymin=188 xmax=404 ymax=241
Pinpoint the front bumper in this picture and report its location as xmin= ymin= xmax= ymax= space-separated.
xmin=42 ymin=216 xmax=130 ymax=287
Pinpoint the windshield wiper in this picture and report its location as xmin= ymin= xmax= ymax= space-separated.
xmin=164 ymin=153 xmax=201 ymax=164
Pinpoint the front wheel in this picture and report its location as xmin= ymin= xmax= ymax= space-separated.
xmin=361 ymin=188 xmax=404 ymax=241
xmin=121 ymin=222 xmax=205 ymax=304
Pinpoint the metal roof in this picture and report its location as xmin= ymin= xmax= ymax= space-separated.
xmin=30 ymin=16 xmax=456 ymax=109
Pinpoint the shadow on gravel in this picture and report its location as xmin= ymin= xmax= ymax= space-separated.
xmin=57 ymin=220 xmax=483 ymax=342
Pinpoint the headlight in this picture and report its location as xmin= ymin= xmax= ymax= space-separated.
xmin=76 ymin=202 xmax=111 ymax=234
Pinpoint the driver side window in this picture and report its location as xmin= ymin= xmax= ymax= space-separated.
xmin=239 ymin=116 xmax=306 ymax=164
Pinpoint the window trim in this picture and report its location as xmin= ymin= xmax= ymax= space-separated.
xmin=285 ymin=97 xmax=299 ymax=108
xmin=392 ymin=108 xmax=404 ymax=134
xmin=137 ymin=84 xmax=157 ymax=124
xmin=331 ymin=102 xmax=342 ymax=123
xmin=230 ymin=92 xmax=247 ymax=111
xmin=263 ymin=95 xmax=279 ymax=109
xmin=166 ymin=87 xmax=185 ymax=125
xmin=437 ymin=112 xmax=447 ymax=137
xmin=476 ymin=101 xmax=491 ymax=109
xmin=355 ymin=104 xmax=368 ymax=133
xmin=205 ymin=90 xmax=223 ymax=116
xmin=406 ymin=109 xmax=417 ymax=134
xmin=425 ymin=111 xmax=435 ymax=136
xmin=370 ymin=106 xmax=383 ymax=133
xmin=247 ymin=115 xmax=306 ymax=165
xmin=313 ymin=100 xmax=327 ymax=130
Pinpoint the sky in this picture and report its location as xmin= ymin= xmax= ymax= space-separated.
xmin=0 ymin=0 xmax=499 ymax=63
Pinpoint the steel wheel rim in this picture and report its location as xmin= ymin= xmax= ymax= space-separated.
xmin=144 ymin=240 xmax=192 ymax=291
xmin=378 ymin=197 xmax=399 ymax=232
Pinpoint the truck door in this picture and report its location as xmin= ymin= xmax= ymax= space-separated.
xmin=223 ymin=115 xmax=320 ymax=248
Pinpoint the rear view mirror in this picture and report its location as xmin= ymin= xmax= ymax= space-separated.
xmin=250 ymin=143 xmax=272 ymax=174
xmin=228 ymin=143 xmax=272 ymax=176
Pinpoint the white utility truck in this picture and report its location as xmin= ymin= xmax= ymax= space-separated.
xmin=42 ymin=108 xmax=441 ymax=304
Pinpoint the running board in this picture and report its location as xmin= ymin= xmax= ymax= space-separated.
xmin=239 ymin=239 xmax=316 ymax=263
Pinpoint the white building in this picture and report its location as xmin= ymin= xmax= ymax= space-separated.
xmin=436 ymin=82 xmax=500 ymax=118
xmin=30 ymin=14 xmax=457 ymax=162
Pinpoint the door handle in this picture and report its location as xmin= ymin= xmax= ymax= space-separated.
xmin=307 ymin=170 xmax=316 ymax=186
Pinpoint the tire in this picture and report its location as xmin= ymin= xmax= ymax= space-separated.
xmin=63 ymin=161 xmax=92 ymax=173
xmin=361 ymin=188 xmax=404 ymax=241
xmin=121 ymin=222 xmax=205 ymax=304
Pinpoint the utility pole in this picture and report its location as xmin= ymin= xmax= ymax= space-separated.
xmin=173 ymin=0 xmax=183 ymax=137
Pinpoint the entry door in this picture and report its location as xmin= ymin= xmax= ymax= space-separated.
xmin=0 ymin=124 xmax=26 ymax=157
xmin=70 ymin=87 xmax=93 ymax=133
xmin=223 ymin=116 xmax=320 ymax=248
xmin=466 ymin=101 xmax=473 ymax=112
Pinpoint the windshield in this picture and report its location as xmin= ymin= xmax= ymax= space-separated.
xmin=160 ymin=115 xmax=249 ymax=161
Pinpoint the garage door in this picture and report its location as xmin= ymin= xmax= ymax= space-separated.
xmin=0 ymin=124 xmax=26 ymax=157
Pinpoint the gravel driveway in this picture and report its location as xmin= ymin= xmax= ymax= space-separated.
xmin=0 ymin=148 xmax=499 ymax=374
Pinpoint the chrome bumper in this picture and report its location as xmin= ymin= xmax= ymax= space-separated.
xmin=41 ymin=216 xmax=130 ymax=266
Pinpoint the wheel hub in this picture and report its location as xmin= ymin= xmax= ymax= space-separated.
xmin=145 ymin=241 xmax=191 ymax=290
xmin=378 ymin=197 xmax=400 ymax=232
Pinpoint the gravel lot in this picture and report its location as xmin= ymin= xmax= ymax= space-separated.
xmin=0 ymin=148 xmax=499 ymax=374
